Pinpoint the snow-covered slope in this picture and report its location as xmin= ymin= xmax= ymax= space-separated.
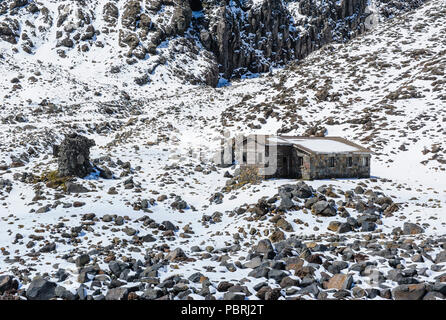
xmin=0 ymin=0 xmax=445 ymax=301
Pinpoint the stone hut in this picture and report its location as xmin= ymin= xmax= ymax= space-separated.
xmin=218 ymin=135 xmax=373 ymax=180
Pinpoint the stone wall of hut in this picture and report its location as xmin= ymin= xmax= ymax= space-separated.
xmin=308 ymin=153 xmax=371 ymax=179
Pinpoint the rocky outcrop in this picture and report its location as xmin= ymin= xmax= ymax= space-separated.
xmin=53 ymin=133 xmax=96 ymax=178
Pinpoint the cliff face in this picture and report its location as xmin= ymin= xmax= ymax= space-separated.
xmin=204 ymin=0 xmax=428 ymax=79
xmin=0 ymin=0 xmax=429 ymax=86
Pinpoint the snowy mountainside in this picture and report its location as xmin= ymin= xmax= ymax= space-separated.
xmin=0 ymin=0 xmax=431 ymax=88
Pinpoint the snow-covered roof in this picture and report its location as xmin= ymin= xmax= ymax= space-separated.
xmin=240 ymin=135 xmax=372 ymax=154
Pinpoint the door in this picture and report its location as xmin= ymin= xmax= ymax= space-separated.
xmin=282 ymin=156 xmax=289 ymax=178
xmin=296 ymin=156 xmax=303 ymax=179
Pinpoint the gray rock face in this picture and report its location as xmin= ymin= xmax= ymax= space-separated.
xmin=26 ymin=277 xmax=57 ymax=300
xmin=53 ymin=133 xmax=96 ymax=178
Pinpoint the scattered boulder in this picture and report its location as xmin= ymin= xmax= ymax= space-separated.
xmin=0 ymin=275 xmax=18 ymax=294
xmin=311 ymin=201 xmax=337 ymax=216
xmin=326 ymin=274 xmax=353 ymax=290
xmin=403 ymin=223 xmax=424 ymax=235
xmin=105 ymin=287 xmax=129 ymax=300
xmin=392 ymin=284 xmax=426 ymax=300
xmin=26 ymin=277 xmax=57 ymax=300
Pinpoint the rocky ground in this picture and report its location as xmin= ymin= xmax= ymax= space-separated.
xmin=1 ymin=0 xmax=446 ymax=300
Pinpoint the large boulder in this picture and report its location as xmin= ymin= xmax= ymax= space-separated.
xmin=311 ymin=201 xmax=337 ymax=216
xmin=0 ymin=275 xmax=18 ymax=294
xmin=254 ymin=239 xmax=274 ymax=255
xmin=435 ymin=251 xmax=446 ymax=264
xmin=165 ymin=248 xmax=187 ymax=261
xmin=53 ymin=133 xmax=96 ymax=178
xmin=392 ymin=284 xmax=426 ymax=300
xmin=325 ymin=274 xmax=353 ymax=290
xmin=26 ymin=277 xmax=57 ymax=300
xmin=402 ymin=222 xmax=424 ymax=235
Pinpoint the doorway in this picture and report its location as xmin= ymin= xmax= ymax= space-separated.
xmin=282 ymin=156 xmax=289 ymax=177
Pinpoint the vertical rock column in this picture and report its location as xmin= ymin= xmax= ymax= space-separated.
xmin=53 ymin=133 xmax=96 ymax=178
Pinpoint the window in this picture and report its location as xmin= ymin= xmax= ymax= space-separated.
xmin=329 ymin=157 xmax=335 ymax=167
xmin=297 ymin=157 xmax=303 ymax=166
xmin=242 ymin=152 xmax=247 ymax=163
xmin=265 ymin=146 xmax=269 ymax=157
xmin=347 ymin=157 xmax=353 ymax=167
xmin=363 ymin=157 xmax=369 ymax=167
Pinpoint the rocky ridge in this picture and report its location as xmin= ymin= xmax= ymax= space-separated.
xmin=0 ymin=0 xmax=430 ymax=86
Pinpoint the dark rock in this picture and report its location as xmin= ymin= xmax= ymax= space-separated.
xmin=0 ymin=275 xmax=18 ymax=294
xmin=217 ymin=281 xmax=234 ymax=292
xmin=66 ymin=182 xmax=89 ymax=193
xmin=39 ymin=243 xmax=56 ymax=253
xmin=55 ymin=285 xmax=76 ymax=300
xmin=161 ymin=221 xmax=177 ymax=231
xmin=223 ymin=292 xmax=245 ymax=300
xmin=248 ymin=266 xmax=270 ymax=279
xmin=338 ymin=223 xmax=352 ymax=233
xmin=279 ymin=276 xmax=299 ymax=288
xmin=53 ymin=133 xmax=96 ymax=178
xmin=361 ymin=221 xmax=376 ymax=232
xmin=26 ymin=277 xmax=57 ymax=300
xmin=268 ymin=269 xmax=288 ymax=282
xmin=166 ymin=248 xmax=187 ymax=261
xmin=311 ymin=201 xmax=337 ymax=216
xmin=75 ymin=254 xmax=90 ymax=268
xmin=188 ymin=272 xmax=204 ymax=283
xmin=143 ymin=288 xmax=163 ymax=300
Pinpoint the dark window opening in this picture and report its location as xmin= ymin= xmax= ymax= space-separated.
xmin=189 ymin=0 xmax=203 ymax=11
xmin=242 ymin=152 xmax=247 ymax=163
xmin=283 ymin=157 xmax=288 ymax=166
xmin=329 ymin=157 xmax=335 ymax=167
xmin=297 ymin=157 xmax=303 ymax=166
xmin=265 ymin=146 xmax=269 ymax=157
xmin=348 ymin=157 xmax=353 ymax=167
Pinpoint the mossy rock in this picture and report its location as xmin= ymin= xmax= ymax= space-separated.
xmin=33 ymin=170 xmax=72 ymax=191
xmin=223 ymin=167 xmax=264 ymax=192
